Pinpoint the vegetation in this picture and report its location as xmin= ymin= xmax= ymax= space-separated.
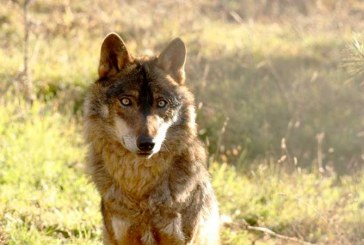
xmin=0 ymin=0 xmax=363 ymax=244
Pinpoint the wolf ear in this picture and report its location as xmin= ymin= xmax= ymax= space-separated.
xmin=98 ymin=32 xmax=132 ymax=78
xmin=157 ymin=38 xmax=186 ymax=84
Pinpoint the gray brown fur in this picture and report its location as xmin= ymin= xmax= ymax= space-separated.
xmin=84 ymin=33 xmax=220 ymax=245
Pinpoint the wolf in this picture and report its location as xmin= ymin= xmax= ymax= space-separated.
xmin=84 ymin=32 xmax=220 ymax=245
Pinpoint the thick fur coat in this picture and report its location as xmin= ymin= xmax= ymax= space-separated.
xmin=84 ymin=33 xmax=220 ymax=245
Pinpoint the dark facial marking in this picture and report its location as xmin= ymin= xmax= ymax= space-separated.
xmin=138 ymin=64 xmax=153 ymax=116
xmin=104 ymin=68 xmax=141 ymax=100
xmin=106 ymin=83 xmax=124 ymax=99
xmin=104 ymin=62 xmax=183 ymax=119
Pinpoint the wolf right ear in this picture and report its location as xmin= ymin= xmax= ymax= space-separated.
xmin=98 ymin=33 xmax=132 ymax=78
xmin=157 ymin=38 xmax=186 ymax=84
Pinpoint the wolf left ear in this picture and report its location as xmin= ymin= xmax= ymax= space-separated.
xmin=98 ymin=32 xmax=132 ymax=78
xmin=157 ymin=38 xmax=186 ymax=84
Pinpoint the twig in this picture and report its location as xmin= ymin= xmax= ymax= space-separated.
xmin=0 ymin=227 xmax=6 ymax=245
xmin=244 ymin=223 xmax=317 ymax=245
xmin=211 ymin=117 xmax=229 ymax=165
xmin=21 ymin=0 xmax=35 ymax=102
xmin=23 ymin=0 xmax=30 ymax=82
xmin=228 ymin=11 xmax=244 ymax=24
xmin=223 ymin=217 xmax=318 ymax=245
xmin=265 ymin=58 xmax=292 ymax=114
xmin=315 ymin=132 xmax=325 ymax=174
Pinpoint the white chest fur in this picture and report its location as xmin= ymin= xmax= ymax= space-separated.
xmin=112 ymin=217 xmax=130 ymax=240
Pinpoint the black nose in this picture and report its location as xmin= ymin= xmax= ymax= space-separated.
xmin=137 ymin=135 xmax=155 ymax=152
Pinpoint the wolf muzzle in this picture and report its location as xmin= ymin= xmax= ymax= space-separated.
xmin=136 ymin=135 xmax=155 ymax=153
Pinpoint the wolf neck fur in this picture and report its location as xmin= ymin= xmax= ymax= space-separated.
xmin=99 ymin=138 xmax=173 ymax=199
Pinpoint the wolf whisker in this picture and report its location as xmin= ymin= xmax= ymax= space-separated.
xmin=122 ymin=135 xmax=133 ymax=139
xmin=161 ymin=142 xmax=170 ymax=152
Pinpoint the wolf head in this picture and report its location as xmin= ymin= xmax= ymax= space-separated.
xmin=85 ymin=33 xmax=197 ymax=159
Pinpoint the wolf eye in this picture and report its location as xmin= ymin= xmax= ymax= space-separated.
xmin=157 ymin=100 xmax=167 ymax=108
xmin=120 ymin=98 xmax=131 ymax=106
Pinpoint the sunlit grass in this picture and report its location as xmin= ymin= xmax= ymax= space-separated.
xmin=0 ymin=96 xmax=100 ymax=244
xmin=1 ymin=0 xmax=362 ymax=170
xmin=212 ymin=163 xmax=364 ymax=244
xmin=0 ymin=97 xmax=363 ymax=244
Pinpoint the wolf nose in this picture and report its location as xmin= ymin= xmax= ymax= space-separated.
xmin=137 ymin=136 xmax=155 ymax=151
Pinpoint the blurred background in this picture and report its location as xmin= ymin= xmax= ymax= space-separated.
xmin=0 ymin=0 xmax=363 ymax=244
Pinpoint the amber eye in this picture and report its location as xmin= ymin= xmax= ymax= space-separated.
xmin=157 ymin=100 xmax=167 ymax=108
xmin=120 ymin=98 xmax=131 ymax=106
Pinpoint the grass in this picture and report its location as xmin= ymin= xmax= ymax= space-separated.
xmin=214 ymin=163 xmax=364 ymax=244
xmin=1 ymin=0 xmax=364 ymax=244
xmin=0 ymin=97 xmax=363 ymax=244
xmin=1 ymin=0 xmax=363 ymax=170
xmin=0 ymin=96 xmax=100 ymax=244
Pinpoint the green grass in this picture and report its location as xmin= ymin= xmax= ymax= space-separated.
xmin=0 ymin=96 xmax=100 ymax=244
xmin=1 ymin=1 xmax=364 ymax=171
xmin=0 ymin=97 xmax=363 ymax=244
xmin=1 ymin=0 xmax=364 ymax=244
xmin=214 ymin=163 xmax=364 ymax=244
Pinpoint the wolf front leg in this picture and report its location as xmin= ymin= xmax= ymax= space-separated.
xmin=101 ymin=200 xmax=119 ymax=245
xmin=102 ymin=198 xmax=143 ymax=245
xmin=152 ymin=212 xmax=185 ymax=245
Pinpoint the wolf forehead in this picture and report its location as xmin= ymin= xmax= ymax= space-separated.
xmin=101 ymin=62 xmax=183 ymax=106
